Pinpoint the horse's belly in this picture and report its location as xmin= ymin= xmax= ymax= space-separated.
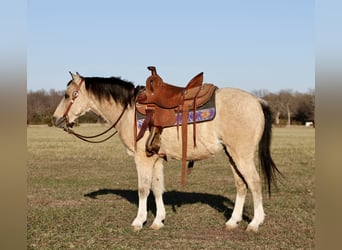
xmin=159 ymin=122 xmax=222 ymax=161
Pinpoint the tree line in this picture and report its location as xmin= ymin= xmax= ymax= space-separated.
xmin=27 ymin=88 xmax=315 ymax=126
xmin=252 ymin=89 xmax=315 ymax=126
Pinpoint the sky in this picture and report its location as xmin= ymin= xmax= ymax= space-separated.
xmin=27 ymin=0 xmax=314 ymax=93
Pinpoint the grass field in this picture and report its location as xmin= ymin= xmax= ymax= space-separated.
xmin=27 ymin=125 xmax=315 ymax=249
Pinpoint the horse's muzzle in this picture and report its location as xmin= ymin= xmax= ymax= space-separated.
xmin=51 ymin=116 xmax=74 ymax=129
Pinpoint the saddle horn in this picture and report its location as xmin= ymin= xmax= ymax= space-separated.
xmin=147 ymin=66 xmax=157 ymax=75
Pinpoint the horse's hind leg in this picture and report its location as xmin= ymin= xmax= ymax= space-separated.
xmin=150 ymin=159 xmax=166 ymax=230
xmin=225 ymin=148 xmax=265 ymax=232
xmin=243 ymin=163 xmax=265 ymax=233
xmin=225 ymin=163 xmax=248 ymax=230
xmin=131 ymin=154 xmax=154 ymax=231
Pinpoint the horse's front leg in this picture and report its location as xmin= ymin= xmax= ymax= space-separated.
xmin=150 ymin=158 xmax=166 ymax=230
xmin=131 ymin=154 xmax=154 ymax=231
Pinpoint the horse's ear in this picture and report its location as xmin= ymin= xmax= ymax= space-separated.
xmin=69 ymin=71 xmax=82 ymax=82
xmin=69 ymin=71 xmax=78 ymax=80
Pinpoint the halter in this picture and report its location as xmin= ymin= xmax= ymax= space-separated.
xmin=62 ymin=77 xmax=125 ymax=143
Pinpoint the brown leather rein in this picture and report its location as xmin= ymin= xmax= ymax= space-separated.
xmin=62 ymin=78 xmax=125 ymax=143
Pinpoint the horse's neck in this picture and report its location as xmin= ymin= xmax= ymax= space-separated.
xmin=115 ymin=107 xmax=135 ymax=152
xmin=89 ymin=97 xmax=136 ymax=151
xmin=88 ymin=97 xmax=120 ymax=122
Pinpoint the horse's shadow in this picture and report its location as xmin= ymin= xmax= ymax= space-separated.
xmin=84 ymin=189 xmax=251 ymax=222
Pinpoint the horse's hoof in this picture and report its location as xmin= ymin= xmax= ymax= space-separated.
xmin=225 ymin=223 xmax=238 ymax=231
xmin=132 ymin=225 xmax=143 ymax=232
xmin=246 ymin=225 xmax=259 ymax=233
xmin=150 ymin=222 xmax=164 ymax=230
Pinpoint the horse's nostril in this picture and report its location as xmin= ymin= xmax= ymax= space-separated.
xmin=51 ymin=116 xmax=66 ymax=128
xmin=51 ymin=116 xmax=57 ymax=126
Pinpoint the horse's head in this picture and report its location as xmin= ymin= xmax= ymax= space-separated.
xmin=52 ymin=72 xmax=91 ymax=129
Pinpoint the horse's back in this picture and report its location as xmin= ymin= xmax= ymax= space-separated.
xmin=215 ymin=87 xmax=262 ymax=110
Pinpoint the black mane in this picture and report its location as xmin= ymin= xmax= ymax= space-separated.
xmin=84 ymin=76 xmax=137 ymax=107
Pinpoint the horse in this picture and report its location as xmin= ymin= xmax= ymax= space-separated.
xmin=52 ymin=71 xmax=280 ymax=232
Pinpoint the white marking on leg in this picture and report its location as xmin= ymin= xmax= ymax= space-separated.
xmin=131 ymin=190 xmax=148 ymax=231
xmin=246 ymin=196 xmax=265 ymax=232
xmin=225 ymin=163 xmax=247 ymax=230
xmin=245 ymin=171 xmax=264 ymax=232
xmin=226 ymin=193 xmax=246 ymax=230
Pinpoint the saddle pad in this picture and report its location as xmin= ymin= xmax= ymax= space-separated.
xmin=136 ymin=93 xmax=216 ymax=129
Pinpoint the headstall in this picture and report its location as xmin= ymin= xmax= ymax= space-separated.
xmin=62 ymin=78 xmax=125 ymax=143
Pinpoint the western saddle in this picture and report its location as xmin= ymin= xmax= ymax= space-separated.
xmin=135 ymin=66 xmax=217 ymax=186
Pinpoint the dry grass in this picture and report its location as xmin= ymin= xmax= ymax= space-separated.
xmin=27 ymin=125 xmax=315 ymax=249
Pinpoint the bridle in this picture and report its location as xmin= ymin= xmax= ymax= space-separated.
xmin=62 ymin=78 xmax=84 ymax=127
xmin=62 ymin=77 xmax=126 ymax=143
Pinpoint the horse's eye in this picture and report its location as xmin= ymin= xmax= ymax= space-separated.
xmin=64 ymin=93 xmax=70 ymax=99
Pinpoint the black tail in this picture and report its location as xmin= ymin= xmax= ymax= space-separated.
xmin=259 ymin=101 xmax=282 ymax=197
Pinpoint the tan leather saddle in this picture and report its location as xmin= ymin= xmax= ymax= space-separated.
xmin=135 ymin=66 xmax=217 ymax=185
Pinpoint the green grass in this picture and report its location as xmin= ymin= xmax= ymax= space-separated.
xmin=27 ymin=125 xmax=315 ymax=249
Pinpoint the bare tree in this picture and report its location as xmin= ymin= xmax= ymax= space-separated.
xmin=278 ymin=90 xmax=294 ymax=125
xmin=293 ymin=89 xmax=315 ymax=123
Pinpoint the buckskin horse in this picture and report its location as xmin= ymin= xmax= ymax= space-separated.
xmin=52 ymin=68 xmax=280 ymax=232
